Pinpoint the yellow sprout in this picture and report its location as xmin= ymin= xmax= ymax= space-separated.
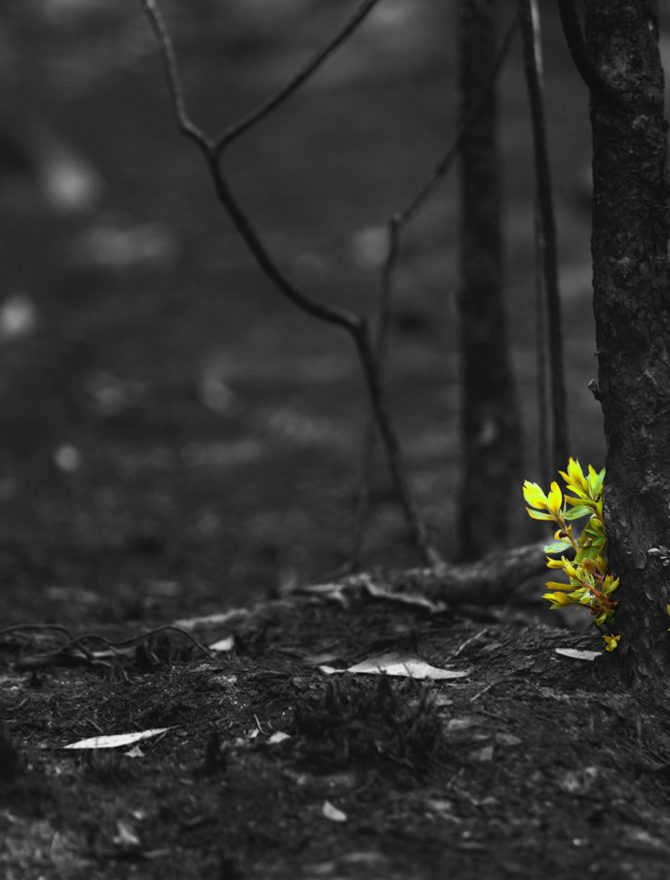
xmin=524 ymin=461 xmax=619 ymax=651
xmin=602 ymin=634 xmax=621 ymax=652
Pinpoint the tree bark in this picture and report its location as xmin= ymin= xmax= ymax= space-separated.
xmin=586 ymin=0 xmax=670 ymax=680
xmin=457 ymin=0 xmax=523 ymax=561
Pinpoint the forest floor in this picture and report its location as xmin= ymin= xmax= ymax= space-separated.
xmin=1 ymin=1 xmax=666 ymax=878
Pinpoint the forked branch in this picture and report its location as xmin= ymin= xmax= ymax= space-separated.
xmin=139 ymin=0 xmax=439 ymax=565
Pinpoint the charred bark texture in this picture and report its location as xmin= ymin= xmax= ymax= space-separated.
xmin=457 ymin=0 xmax=522 ymax=561
xmin=586 ymin=0 xmax=670 ymax=680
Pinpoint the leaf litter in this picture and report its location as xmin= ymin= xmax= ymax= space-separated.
xmin=3 ymin=591 xmax=670 ymax=879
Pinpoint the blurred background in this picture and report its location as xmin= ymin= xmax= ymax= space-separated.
xmin=0 ymin=0 xmax=618 ymax=624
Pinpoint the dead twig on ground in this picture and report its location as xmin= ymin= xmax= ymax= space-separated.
xmin=1 ymin=624 xmax=209 ymax=672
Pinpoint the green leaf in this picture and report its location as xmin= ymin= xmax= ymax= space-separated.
xmin=544 ymin=540 xmax=572 ymax=554
xmin=593 ymin=467 xmax=605 ymax=498
xmin=564 ymin=505 xmax=593 ymax=520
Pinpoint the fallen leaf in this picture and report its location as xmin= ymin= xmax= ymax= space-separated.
xmin=267 ymin=732 xmax=291 ymax=745
xmin=362 ymin=578 xmax=447 ymax=613
xmin=341 ymin=851 xmax=389 ymax=867
xmin=496 ymin=733 xmax=523 ymax=747
xmin=299 ymin=582 xmax=351 ymax=606
xmin=124 ymin=745 xmax=145 ymax=758
xmin=446 ymin=717 xmax=477 ymax=732
xmin=320 ymin=652 xmax=469 ymax=681
xmin=209 ymin=636 xmax=235 ymax=653
xmin=322 ymin=801 xmax=347 ymax=823
xmin=426 ymin=799 xmax=461 ymax=822
xmin=63 ymin=728 xmax=172 ymax=750
xmin=555 ymin=648 xmax=602 ymax=661
xmin=113 ymin=820 xmax=141 ymax=850
xmin=469 ymin=744 xmax=495 ymax=763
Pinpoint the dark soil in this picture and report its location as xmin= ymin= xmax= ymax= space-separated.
xmin=2 ymin=2 xmax=665 ymax=878
xmin=3 ymin=592 xmax=670 ymax=880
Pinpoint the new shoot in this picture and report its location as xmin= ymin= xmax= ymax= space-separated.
xmin=523 ymin=458 xmax=621 ymax=652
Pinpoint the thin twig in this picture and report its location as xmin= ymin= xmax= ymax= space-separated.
xmin=349 ymin=17 xmax=518 ymax=565
xmin=399 ymin=18 xmax=518 ymax=227
xmin=215 ymin=0 xmax=381 ymax=152
xmin=139 ymin=0 xmax=212 ymax=150
xmin=519 ymin=0 xmax=568 ymax=470
xmin=12 ymin=625 xmax=211 ymax=671
xmin=59 ymin=625 xmax=211 ymax=657
xmin=139 ymin=0 xmax=437 ymax=564
xmin=534 ymin=203 xmax=550 ymax=484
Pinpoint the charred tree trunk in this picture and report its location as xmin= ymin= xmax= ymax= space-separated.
xmin=457 ymin=0 xmax=522 ymax=560
xmin=584 ymin=0 xmax=670 ymax=680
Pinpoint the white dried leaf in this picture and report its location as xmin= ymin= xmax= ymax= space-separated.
xmin=322 ymin=801 xmax=347 ymax=823
xmin=63 ymin=727 xmax=172 ymax=750
xmin=113 ymin=820 xmax=140 ymax=849
xmin=555 ymin=648 xmax=602 ymax=661
xmin=496 ymin=733 xmax=523 ymax=747
xmin=124 ymin=745 xmax=145 ymax=759
xmin=267 ymin=732 xmax=291 ymax=745
xmin=320 ymin=651 xmax=468 ymax=681
xmin=209 ymin=636 xmax=235 ymax=653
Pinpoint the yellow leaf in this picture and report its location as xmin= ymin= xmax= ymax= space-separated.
xmin=522 ymin=481 xmax=548 ymax=510
xmin=546 ymin=481 xmax=563 ymax=518
xmin=543 ymin=591 xmax=571 ymax=607
xmin=545 ymin=581 xmax=572 ymax=591
xmin=546 ymin=557 xmax=564 ymax=569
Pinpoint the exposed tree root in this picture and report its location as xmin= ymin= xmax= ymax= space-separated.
xmin=382 ymin=541 xmax=548 ymax=606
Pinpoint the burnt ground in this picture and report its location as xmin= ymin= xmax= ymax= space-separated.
xmin=3 ymin=592 xmax=670 ymax=880
xmin=1 ymin=1 xmax=668 ymax=878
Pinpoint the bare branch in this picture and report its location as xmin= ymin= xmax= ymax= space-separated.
xmin=215 ymin=0 xmax=381 ymax=153
xmin=138 ymin=0 xmax=213 ymax=150
xmin=204 ymin=155 xmax=364 ymax=331
xmin=533 ymin=206 xmax=551 ymax=484
xmin=399 ymin=17 xmax=518 ymax=228
xmin=139 ymin=0 xmax=439 ymax=565
xmin=519 ymin=0 xmax=568 ymax=469
xmin=139 ymin=0 xmax=363 ymax=332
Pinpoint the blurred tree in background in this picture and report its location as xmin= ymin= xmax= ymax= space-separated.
xmin=456 ymin=0 xmax=522 ymax=561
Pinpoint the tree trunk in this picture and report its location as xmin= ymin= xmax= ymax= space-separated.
xmin=586 ymin=0 xmax=670 ymax=680
xmin=457 ymin=0 xmax=522 ymax=560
